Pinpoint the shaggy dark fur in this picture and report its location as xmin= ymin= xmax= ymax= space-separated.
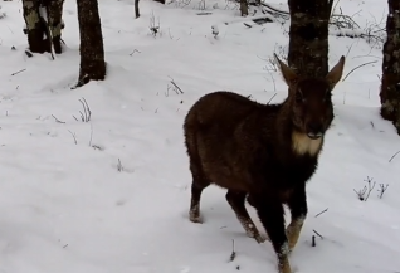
xmin=183 ymin=55 xmax=346 ymax=273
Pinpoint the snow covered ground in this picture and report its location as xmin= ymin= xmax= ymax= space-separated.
xmin=0 ymin=0 xmax=399 ymax=272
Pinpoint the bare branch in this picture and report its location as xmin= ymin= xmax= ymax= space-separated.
xmin=74 ymin=97 xmax=92 ymax=122
xmin=266 ymin=93 xmax=277 ymax=104
xmin=68 ymin=130 xmax=77 ymax=145
xmin=314 ymin=208 xmax=328 ymax=218
xmin=389 ymin=151 xmax=400 ymax=162
xmin=311 ymin=235 xmax=317 ymax=247
xmin=377 ymin=184 xmax=389 ymax=199
xmin=52 ymin=114 xmax=65 ymax=123
xmin=312 ymin=229 xmax=323 ymax=239
xmin=353 ymin=176 xmax=376 ymax=201
xmin=11 ymin=68 xmax=26 ymax=76
xmin=167 ymin=76 xmax=184 ymax=94
xmin=228 ymin=239 xmax=236 ymax=262
xmin=89 ymin=121 xmax=93 ymax=146
xmin=117 ymin=159 xmax=123 ymax=172
xmin=342 ymin=61 xmax=377 ymax=82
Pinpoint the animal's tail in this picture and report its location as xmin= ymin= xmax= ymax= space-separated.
xmin=183 ymin=108 xmax=205 ymax=178
xmin=183 ymin=109 xmax=198 ymax=159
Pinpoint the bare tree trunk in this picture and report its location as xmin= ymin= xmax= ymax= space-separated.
xmin=23 ymin=0 xmax=48 ymax=54
xmin=287 ymin=0 xmax=333 ymax=78
xmin=380 ymin=0 xmax=400 ymax=134
xmin=76 ymin=0 xmax=107 ymax=87
xmin=46 ymin=0 xmax=65 ymax=54
xmin=239 ymin=0 xmax=249 ymax=16
xmin=135 ymin=0 xmax=140 ymax=19
xmin=23 ymin=0 xmax=64 ymax=55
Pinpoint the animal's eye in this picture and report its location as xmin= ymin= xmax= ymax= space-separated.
xmin=295 ymin=91 xmax=305 ymax=103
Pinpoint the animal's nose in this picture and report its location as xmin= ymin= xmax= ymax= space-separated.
xmin=306 ymin=122 xmax=323 ymax=135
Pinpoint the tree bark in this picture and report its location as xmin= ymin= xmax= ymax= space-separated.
xmin=23 ymin=0 xmax=48 ymax=53
xmin=380 ymin=0 xmax=400 ymax=134
xmin=287 ymin=0 xmax=333 ymax=78
xmin=23 ymin=0 xmax=64 ymax=55
xmin=76 ymin=0 xmax=106 ymax=87
xmin=135 ymin=0 xmax=140 ymax=19
xmin=46 ymin=0 xmax=65 ymax=54
xmin=239 ymin=0 xmax=249 ymax=16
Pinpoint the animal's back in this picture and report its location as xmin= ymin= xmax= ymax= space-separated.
xmin=185 ymin=91 xmax=262 ymax=127
xmin=183 ymin=91 xmax=277 ymax=191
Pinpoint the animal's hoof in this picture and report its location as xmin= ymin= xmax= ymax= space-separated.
xmin=279 ymin=267 xmax=292 ymax=273
xmin=244 ymin=227 xmax=269 ymax=243
xmin=278 ymin=254 xmax=292 ymax=273
xmin=247 ymin=230 xmax=268 ymax=243
xmin=278 ymin=262 xmax=292 ymax=273
xmin=255 ymin=235 xmax=266 ymax=243
xmin=189 ymin=214 xmax=204 ymax=224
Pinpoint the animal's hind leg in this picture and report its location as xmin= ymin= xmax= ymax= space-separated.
xmin=188 ymin=161 xmax=210 ymax=224
xmin=190 ymin=182 xmax=209 ymax=223
xmin=225 ymin=190 xmax=265 ymax=243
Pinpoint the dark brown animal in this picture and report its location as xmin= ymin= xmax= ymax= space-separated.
xmin=183 ymin=55 xmax=345 ymax=273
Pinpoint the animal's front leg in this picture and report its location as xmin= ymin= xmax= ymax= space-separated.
xmin=286 ymin=187 xmax=308 ymax=252
xmin=252 ymin=194 xmax=291 ymax=273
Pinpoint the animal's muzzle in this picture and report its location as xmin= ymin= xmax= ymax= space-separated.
xmin=306 ymin=122 xmax=323 ymax=139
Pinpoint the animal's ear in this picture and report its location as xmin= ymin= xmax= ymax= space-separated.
xmin=326 ymin=55 xmax=346 ymax=89
xmin=274 ymin=54 xmax=298 ymax=84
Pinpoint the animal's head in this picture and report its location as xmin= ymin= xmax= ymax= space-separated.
xmin=275 ymin=54 xmax=346 ymax=140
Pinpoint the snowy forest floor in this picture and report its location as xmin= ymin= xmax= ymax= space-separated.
xmin=0 ymin=0 xmax=399 ymax=272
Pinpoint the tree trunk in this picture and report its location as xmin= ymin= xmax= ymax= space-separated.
xmin=135 ymin=0 xmax=140 ymax=19
xmin=46 ymin=0 xmax=65 ymax=54
xmin=239 ymin=0 xmax=249 ymax=16
xmin=76 ymin=0 xmax=107 ymax=87
xmin=287 ymin=0 xmax=333 ymax=78
xmin=380 ymin=0 xmax=400 ymax=134
xmin=23 ymin=0 xmax=48 ymax=53
xmin=23 ymin=0 xmax=64 ymax=55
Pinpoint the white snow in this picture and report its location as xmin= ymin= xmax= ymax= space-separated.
xmin=0 ymin=0 xmax=399 ymax=272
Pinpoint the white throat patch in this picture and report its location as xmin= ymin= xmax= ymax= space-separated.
xmin=292 ymin=131 xmax=323 ymax=156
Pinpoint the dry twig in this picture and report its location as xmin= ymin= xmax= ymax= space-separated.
xmin=52 ymin=114 xmax=65 ymax=123
xmin=228 ymin=239 xmax=236 ymax=262
xmin=68 ymin=130 xmax=77 ymax=145
xmin=342 ymin=61 xmax=377 ymax=82
xmin=73 ymin=97 xmax=92 ymax=122
xmin=314 ymin=208 xmax=328 ymax=218
xmin=353 ymin=176 xmax=376 ymax=201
